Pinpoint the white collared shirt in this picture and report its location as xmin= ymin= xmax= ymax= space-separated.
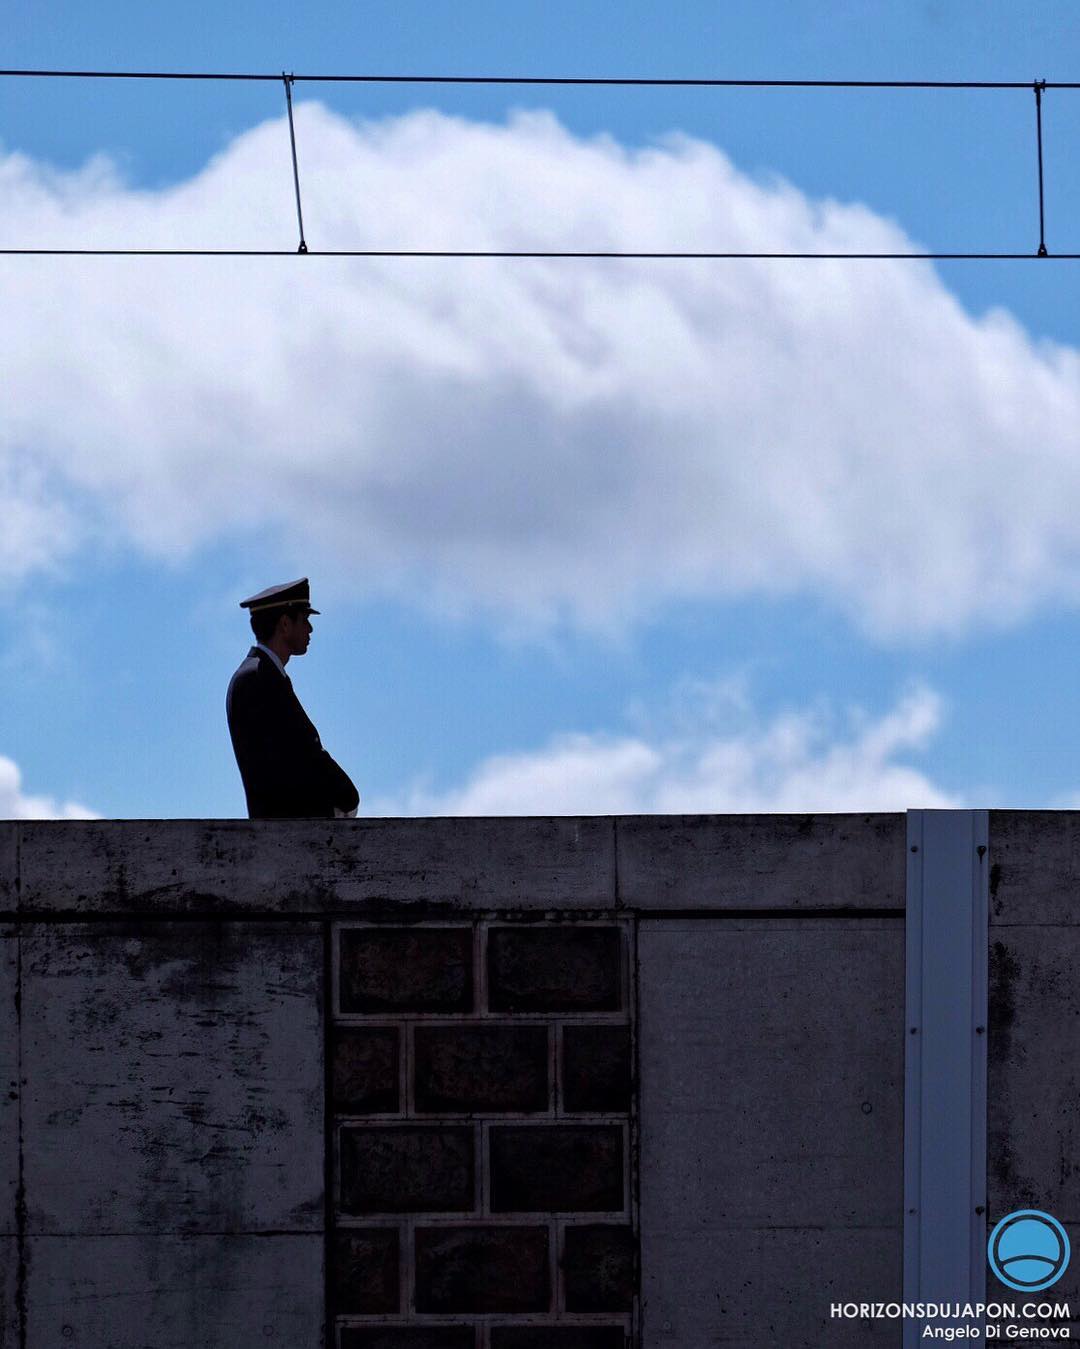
xmin=255 ymin=642 xmax=287 ymax=677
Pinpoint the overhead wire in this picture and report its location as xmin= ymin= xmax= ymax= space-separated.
xmin=1 ymin=250 xmax=1077 ymax=259
xmin=0 ymin=68 xmax=1072 ymax=259
xmin=2 ymin=68 xmax=1080 ymax=88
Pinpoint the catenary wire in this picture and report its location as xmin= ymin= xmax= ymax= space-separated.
xmin=2 ymin=68 xmax=1080 ymax=87
xmin=0 ymin=250 xmax=1074 ymax=259
xmin=0 ymin=69 xmax=1069 ymax=259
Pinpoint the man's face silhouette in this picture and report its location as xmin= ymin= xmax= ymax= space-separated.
xmin=280 ymin=609 xmax=312 ymax=657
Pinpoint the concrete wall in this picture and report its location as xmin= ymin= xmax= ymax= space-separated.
xmin=986 ymin=813 xmax=1080 ymax=1330
xmin=0 ymin=812 xmax=1069 ymax=1348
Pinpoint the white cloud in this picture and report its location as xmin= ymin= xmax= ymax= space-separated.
xmin=0 ymin=756 xmax=98 ymax=819
xmin=373 ymin=684 xmax=960 ymax=815
xmin=3 ymin=106 xmax=1080 ymax=636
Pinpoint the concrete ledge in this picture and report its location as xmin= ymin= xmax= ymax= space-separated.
xmin=989 ymin=810 xmax=1080 ymax=925
xmin=617 ymin=813 xmax=905 ymax=910
xmin=14 ymin=818 xmax=617 ymax=914
xmin=14 ymin=811 xmax=1077 ymax=921
xmin=10 ymin=815 xmax=908 ymax=917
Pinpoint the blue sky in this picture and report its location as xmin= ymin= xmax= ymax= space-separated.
xmin=3 ymin=2 xmax=1080 ymax=818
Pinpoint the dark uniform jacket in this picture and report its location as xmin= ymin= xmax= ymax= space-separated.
xmin=226 ymin=646 xmax=359 ymax=819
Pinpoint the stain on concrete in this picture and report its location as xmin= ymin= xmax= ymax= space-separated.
xmin=20 ymin=923 xmax=323 ymax=1242
xmin=989 ymin=861 xmax=1003 ymax=917
xmin=989 ymin=940 xmax=1020 ymax=1067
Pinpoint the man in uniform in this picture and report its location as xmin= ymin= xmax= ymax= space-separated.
xmin=226 ymin=578 xmax=360 ymax=819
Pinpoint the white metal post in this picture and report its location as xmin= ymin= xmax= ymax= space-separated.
xmin=903 ymin=809 xmax=989 ymax=1344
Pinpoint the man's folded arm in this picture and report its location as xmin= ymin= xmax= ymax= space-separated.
xmin=318 ymin=749 xmax=360 ymax=814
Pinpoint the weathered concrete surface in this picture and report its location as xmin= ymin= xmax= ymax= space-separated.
xmin=11 ymin=816 xmax=908 ymax=915
xmin=0 ymin=929 xmax=17 ymax=1240
xmin=617 ymin=814 xmax=904 ymax=911
xmin=642 ymin=1228 xmax=900 ymax=1346
xmin=988 ymin=920 xmax=1080 ymax=1328
xmin=15 ymin=818 xmax=617 ymax=913
xmin=0 ymin=825 xmax=15 ymax=910
xmin=0 ymin=1234 xmax=17 ymax=1348
xmin=639 ymin=919 xmax=904 ymax=1347
xmin=25 ymin=1233 xmax=323 ymax=1348
xmin=21 ymin=923 xmax=323 ymax=1235
xmin=989 ymin=810 xmax=1080 ymax=925
xmin=14 ymin=811 xmax=1066 ymax=1348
